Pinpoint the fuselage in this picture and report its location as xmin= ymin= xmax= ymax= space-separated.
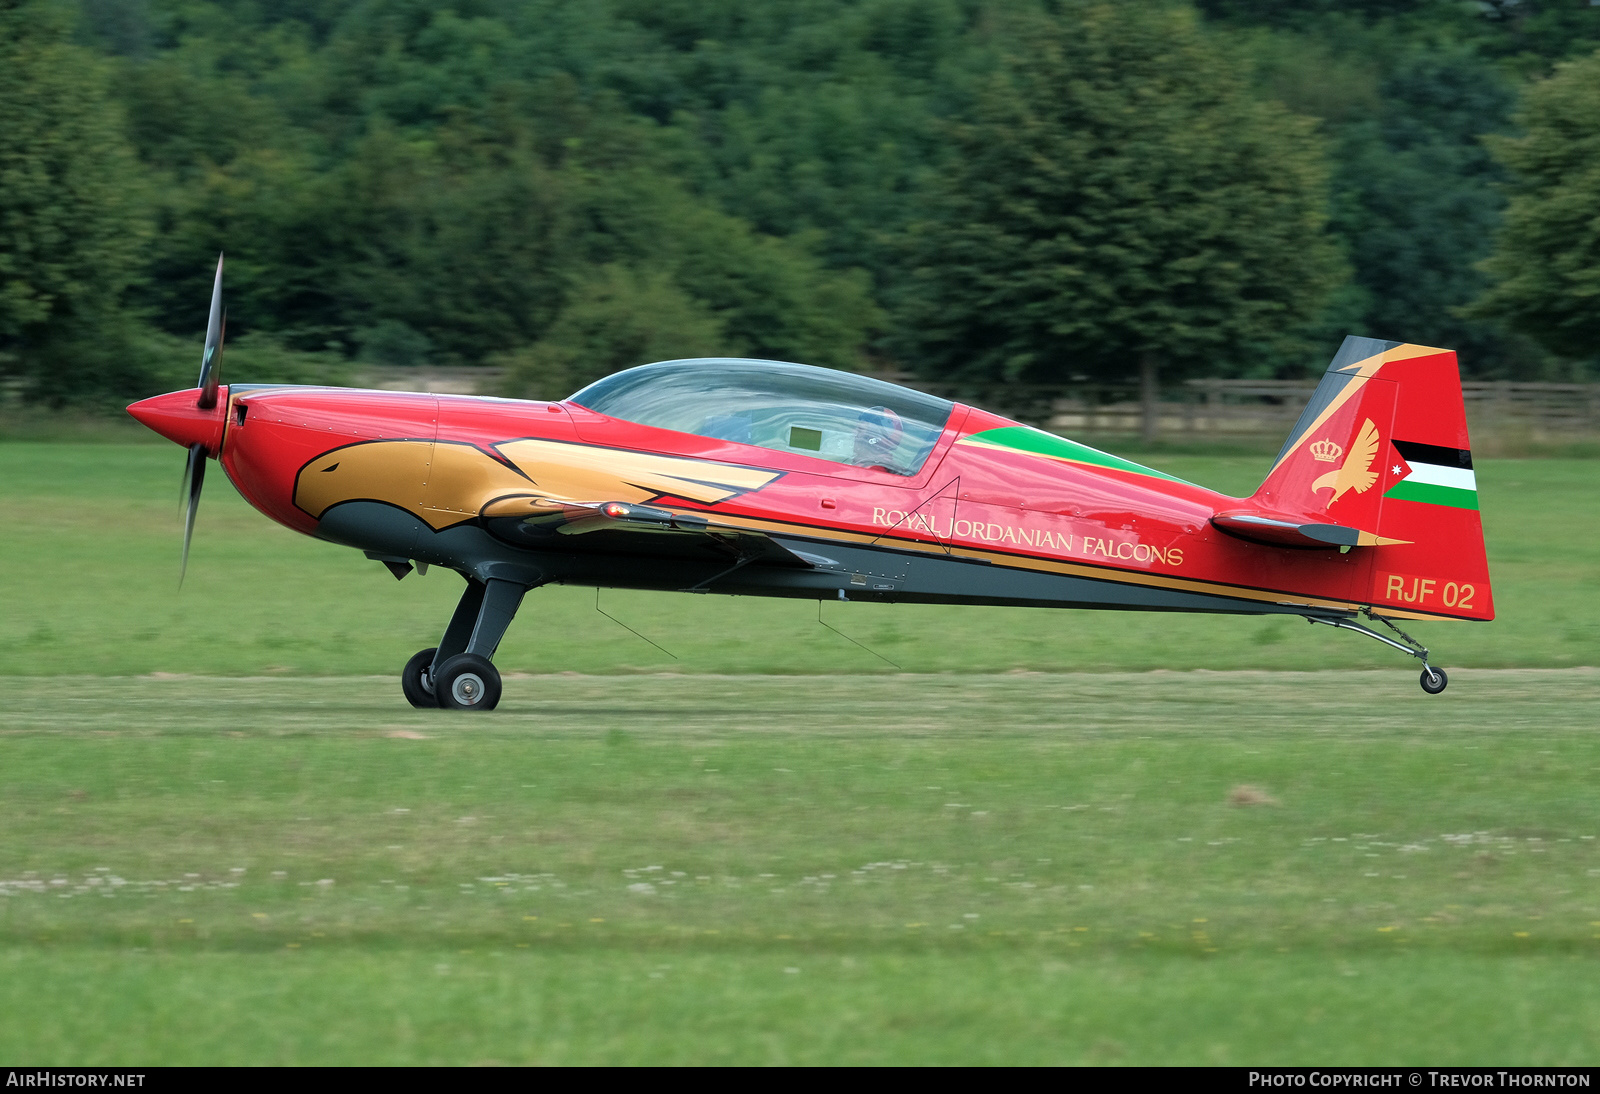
xmin=131 ymin=374 xmax=1400 ymax=621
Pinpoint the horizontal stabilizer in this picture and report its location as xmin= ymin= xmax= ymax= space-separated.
xmin=1211 ymin=510 xmax=1409 ymax=549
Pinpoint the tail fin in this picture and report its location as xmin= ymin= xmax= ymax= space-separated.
xmin=1236 ymin=336 xmax=1493 ymax=621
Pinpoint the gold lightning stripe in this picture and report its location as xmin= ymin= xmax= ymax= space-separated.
xmin=494 ymin=438 xmax=780 ymax=506
xmin=1268 ymin=343 xmax=1448 ymax=477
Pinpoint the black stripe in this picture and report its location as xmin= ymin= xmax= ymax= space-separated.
xmin=1392 ymin=439 xmax=1472 ymax=470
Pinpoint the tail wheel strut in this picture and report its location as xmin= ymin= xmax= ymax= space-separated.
xmin=1305 ymin=611 xmax=1448 ymax=694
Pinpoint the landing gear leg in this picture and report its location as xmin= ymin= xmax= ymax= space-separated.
xmin=431 ymin=579 xmax=488 ymax=675
xmin=1305 ymin=611 xmax=1447 ymax=694
xmin=432 ymin=577 xmax=531 ymax=711
xmin=402 ymin=577 xmax=534 ymax=710
xmin=400 ymin=580 xmax=483 ymax=709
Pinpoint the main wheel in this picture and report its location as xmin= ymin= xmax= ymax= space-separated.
xmin=402 ymin=647 xmax=439 ymax=708
xmin=435 ymin=653 xmax=502 ymax=711
xmin=1420 ymin=666 xmax=1448 ymax=695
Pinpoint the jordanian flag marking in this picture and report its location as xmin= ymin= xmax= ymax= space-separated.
xmin=1383 ymin=440 xmax=1477 ymax=510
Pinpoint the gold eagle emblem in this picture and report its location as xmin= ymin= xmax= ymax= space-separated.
xmin=294 ymin=438 xmax=782 ymax=529
xmin=1310 ymin=418 xmax=1381 ymax=505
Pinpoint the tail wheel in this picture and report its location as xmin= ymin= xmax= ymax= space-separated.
xmin=435 ymin=653 xmax=502 ymax=711
xmin=402 ymin=647 xmax=439 ymax=708
xmin=1420 ymin=667 xmax=1449 ymax=695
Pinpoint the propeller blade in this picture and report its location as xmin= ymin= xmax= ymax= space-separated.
xmin=180 ymin=441 xmax=206 ymax=585
xmin=197 ymin=253 xmax=225 ymax=409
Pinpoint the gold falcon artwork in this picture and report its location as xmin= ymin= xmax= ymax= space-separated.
xmin=1311 ymin=418 xmax=1382 ymax=505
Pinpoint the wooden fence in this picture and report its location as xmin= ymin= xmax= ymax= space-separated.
xmin=896 ymin=376 xmax=1600 ymax=443
xmin=316 ymin=368 xmax=1600 ymax=445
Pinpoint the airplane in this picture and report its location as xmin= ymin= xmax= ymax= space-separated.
xmin=128 ymin=258 xmax=1492 ymax=709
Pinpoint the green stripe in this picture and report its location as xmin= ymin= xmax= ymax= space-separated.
xmin=961 ymin=427 xmax=1195 ymax=485
xmin=1383 ymin=479 xmax=1479 ymax=510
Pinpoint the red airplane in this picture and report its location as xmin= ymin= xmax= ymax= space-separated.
xmin=129 ymin=259 xmax=1492 ymax=709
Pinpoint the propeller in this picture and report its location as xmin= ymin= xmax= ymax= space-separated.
xmin=181 ymin=441 xmax=205 ymax=584
xmin=198 ymin=254 xmax=225 ymax=409
xmin=180 ymin=253 xmax=226 ymax=583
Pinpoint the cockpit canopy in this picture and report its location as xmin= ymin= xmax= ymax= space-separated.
xmin=569 ymin=359 xmax=955 ymax=477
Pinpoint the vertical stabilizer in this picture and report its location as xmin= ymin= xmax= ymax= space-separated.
xmin=1249 ymin=337 xmax=1492 ymax=621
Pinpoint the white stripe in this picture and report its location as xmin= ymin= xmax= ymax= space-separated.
xmin=1405 ymin=462 xmax=1476 ymax=492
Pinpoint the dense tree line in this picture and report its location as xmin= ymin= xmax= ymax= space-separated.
xmin=894 ymin=3 xmax=1343 ymax=439
xmin=2 ymin=0 xmax=1598 ymax=409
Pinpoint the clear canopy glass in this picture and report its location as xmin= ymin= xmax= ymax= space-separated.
xmin=569 ymin=359 xmax=955 ymax=477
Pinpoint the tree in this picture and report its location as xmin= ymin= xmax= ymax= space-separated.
xmin=140 ymin=86 xmax=880 ymax=374
xmin=1243 ymin=27 xmax=1542 ymax=377
xmin=669 ymin=0 xmax=971 ymax=290
xmin=1327 ymin=46 xmax=1533 ymax=374
xmin=495 ymin=264 xmax=726 ymax=399
xmin=1469 ymin=49 xmax=1600 ymax=366
xmin=895 ymin=3 xmax=1344 ymax=439
xmin=0 ymin=0 xmax=152 ymax=403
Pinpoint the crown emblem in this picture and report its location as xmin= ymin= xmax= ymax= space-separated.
xmin=1309 ymin=438 xmax=1343 ymax=463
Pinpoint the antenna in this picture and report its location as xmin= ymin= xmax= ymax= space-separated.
xmin=594 ymin=588 xmax=678 ymax=660
xmin=817 ymin=598 xmax=901 ymax=669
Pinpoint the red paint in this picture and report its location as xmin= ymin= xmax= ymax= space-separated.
xmin=126 ymin=388 xmax=227 ymax=455
xmin=131 ymin=347 xmax=1494 ymax=624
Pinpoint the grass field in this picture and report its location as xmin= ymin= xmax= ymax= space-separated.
xmin=0 ymin=444 xmax=1596 ymax=677
xmin=4 ymin=671 xmax=1600 ymax=1064
xmin=2 ymin=441 xmax=1598 ymax=1063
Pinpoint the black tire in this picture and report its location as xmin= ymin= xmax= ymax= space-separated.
xmin=402 ymin=647 xmax=439 ymax=709
xmin=1420 ymin=667 xmax=1448 ymax=695
xmin=435 ymin=653 xmax=502 ymax=711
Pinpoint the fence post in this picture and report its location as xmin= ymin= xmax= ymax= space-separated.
xmin=1139 ymin=354 xmax=1160 ymax=444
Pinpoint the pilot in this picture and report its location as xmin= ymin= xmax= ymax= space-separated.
xmin=853 ymin=406 xmax=904 ymax=473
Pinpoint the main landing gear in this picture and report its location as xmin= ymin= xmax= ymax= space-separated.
xmin=403 ymin=577 xmax=532 ymax=711
xmin=1305 ymin=610 xmax=1448 ymax=694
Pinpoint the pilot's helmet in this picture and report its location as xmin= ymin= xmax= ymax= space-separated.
xmin=856 ymin=406 xmax=904 ymax=450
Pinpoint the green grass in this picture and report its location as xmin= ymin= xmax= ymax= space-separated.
xmin=4 ymin=442 xmax=1599 ymax=1062
xmin=0 ymin=410 xmax=168 ymax=445
xmin=8 ymin=949 xmax=1598 ymax=1065
xmin=2 ymin=671 xmax=1598 ymax=1064
xmin=1 ymin=444 xmax=1597 ymax=676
